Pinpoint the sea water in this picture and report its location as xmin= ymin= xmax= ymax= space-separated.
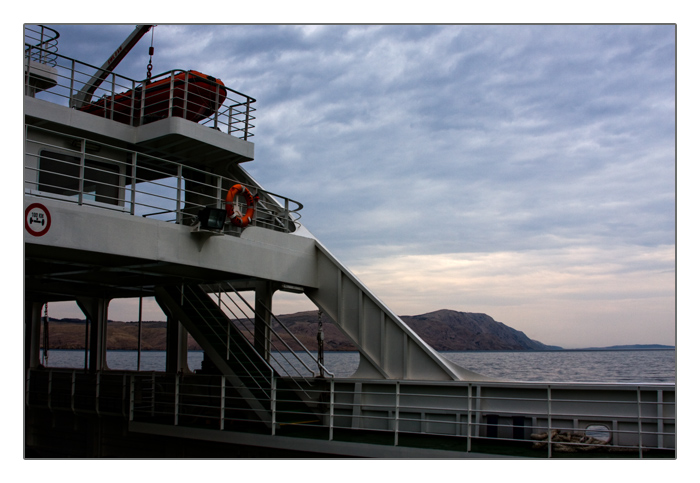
xmin=40 ymin=349 xmax=675 ymax=383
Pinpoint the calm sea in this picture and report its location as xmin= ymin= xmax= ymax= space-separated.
xmin=40 ymin=349 xmax=675 ymax=383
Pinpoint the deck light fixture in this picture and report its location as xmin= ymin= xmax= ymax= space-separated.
xmin=197 ymin=207 xmax=227 ymax=230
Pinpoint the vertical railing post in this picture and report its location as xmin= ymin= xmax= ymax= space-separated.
xmin=71 ymin=370 xmax=76 ymax=414
xmin=182 ymin=71 xmax=189 ymax=120
xmin=129 ymin=79 xmax=137 ymax=126
xmin=176 ymin=164 xmax=183 ymax=224
xmin=220 ymin=375 xmax=226 ymax=430
xmin=121 ymin=374 xmax=127 ymax=418
xmin=467 ymin=383 xmax=472 ymax=452
xmin=139 ymin=80 xmax=147 ymax=125
xmin=213 ymin=82 xmax=219 ymax=129
xmin=244 ymin=100 xmax=251 ymax=140
xmin=168 ymin=72 xmax=175 ymax=119
xmin=130 ymin=152 xmax=137 ymax=216
xmin=69 ymin=59 xmax=76 ymax=108
xmin=657 ymin=389 xmax=664 ymax=450
xmin=329 ymin=379 xmax=335 ymax=441
xmin=271 ymin=376 xmax=277 ymax=436
xmin=95 ymin=371 xmax=101 ymax=416
xmin=637 ymin=386 xmax=643 ymax=458
xmin=174 ymin=373 xmax=180 ymax=426
xmin=216 ymin=176 xmax=223 ymax=210
xmin=129 ymin=375 xmax=135 ymax=421
xmin=78 ymin=139 xmax=86 ymax=205
xmin=547 ymin=385 xmax=552 ymax=458
xmin=109 ymin=74 xmax=116 ymax=120
xmin=284 ymin=198 xmax=290 ymax=233
xmin=24 ymin=48 xmax=32 ymax=97
xmin=150 ymin=372 xmax=155 ymax=417
xmin=394 ymin=381 xmax=400 ymax=446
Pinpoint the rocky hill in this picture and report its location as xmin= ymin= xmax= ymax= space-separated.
xmin=401 ymin=309 xmax=559 ymax=351
xmin=42 ymin=309 xmax=559 ymax=351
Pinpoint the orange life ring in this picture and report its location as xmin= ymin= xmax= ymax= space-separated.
xmin=226 ymin=184 xmax=255 ymax=227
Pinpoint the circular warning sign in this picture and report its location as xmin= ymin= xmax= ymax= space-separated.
xmin=25 ymin=203 xmax=51 ymax=237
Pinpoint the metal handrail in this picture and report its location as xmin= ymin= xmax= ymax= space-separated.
xmin=178 ymin=286 xmax=274 ymax=399
xmin=213 ymin=282 xmax=335 ymax=380
xmin=24 ymin=25 xmax=60 ymax=66
xmin=24 ymin=125 xmax=303 ymax=233
xmin=27 ymin=368 xmax=675 ymax=457
xmin=23 ymin=42 xmax=256 ymax=139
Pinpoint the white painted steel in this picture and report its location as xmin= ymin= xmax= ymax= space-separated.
xmin=26 ymin=369 xmax=675 ymax=457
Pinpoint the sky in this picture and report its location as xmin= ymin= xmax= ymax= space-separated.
xmin=26 ymin=23 xmax=677 ymax=349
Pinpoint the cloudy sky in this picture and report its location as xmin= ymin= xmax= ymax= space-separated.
xmin=35 ymin=24 xmax=676 ymax=349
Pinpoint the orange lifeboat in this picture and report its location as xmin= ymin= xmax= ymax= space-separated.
xmin=78 ymin=70 xmax=227 ymax=125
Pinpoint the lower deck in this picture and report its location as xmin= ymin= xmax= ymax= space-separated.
xmin=25 ymin=368 xmax=675 ymax=458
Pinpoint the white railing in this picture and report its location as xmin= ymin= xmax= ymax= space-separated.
xmin=24 ymin=25 xmax=60 ymax=67
xmin=26 ymin=368 xmax=675 ymax=458
xmin=24 ymin=42 xmax=256 ymax=139
xmin=24 ymin=125 xmax=302 ymax=233
xmin=208 ymin=282 xmax=334 ymax=381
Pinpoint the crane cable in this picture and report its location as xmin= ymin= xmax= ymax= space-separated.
xmin=146 ymin=26 xmax=155 ymax=82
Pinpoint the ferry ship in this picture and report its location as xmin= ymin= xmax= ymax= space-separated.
xmin=24 ymin=25 xmax=675 ymax=458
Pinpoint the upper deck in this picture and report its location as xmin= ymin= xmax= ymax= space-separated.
xmin=24 ymin=25 xmax=256 ymax=166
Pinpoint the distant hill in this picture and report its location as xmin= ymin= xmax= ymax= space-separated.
xmin=401 ymin=309 xmax=561 ymax=351
xmin=42 ymin=309 xmax=560 ymax=352
xmin=573 ymin=344 xmax=674 ymax=351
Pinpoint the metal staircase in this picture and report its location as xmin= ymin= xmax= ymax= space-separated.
xmin=155 ymin=284 xmax=274 ymax=425
xmin=154 ymin=283 xmax=329 ymax=428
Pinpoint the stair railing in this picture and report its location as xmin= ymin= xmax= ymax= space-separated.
xmin=211 ymin=282 xmax=335 ymax=383
xmin=178 ymin=285 xmax=274 ymax=399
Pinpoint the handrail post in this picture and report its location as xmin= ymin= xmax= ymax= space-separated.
xmin=227 ymin=105 xmax=233 ymax=135
xmin=467 ymin=383 xmax=472 ymax=452
xmin=71 ymin=370 xmax=76 ymax=414
xmin=547 ymin=385 xmax=552 ymax=458
xmin=244 ymin=100 xmax=251 ymax=140
xmin=182 ymin=71 xmax=189 ymax=120
xmin=329 ymin=379 xmax=335 ymax=441
xmin=284 ymin=198 xmax=290 ymax=233
xmin=139 ymin=80 xmax=147 ymax=125
xmin=637 ymin=386 xmax=643 ymax=458
xmin=130 ymin=152 xmax=137 ymax=216
xmin=176 ymin=164 xmax=183 ymax=224
xmin=213 ymin=82 xmax=219 ymax=129
xmin=271 ymin=376 xmax=277 ymax=436
xmin=69 ymin=59 xmax=76 ymax=107
xmin=78 ymin=139 xmax=85 ymax=205
xmin=129 ymin=375 xmax=135 ymax=421
xmin=394 ymin=381 xmax=400 ymax=446
xmin=220 ymin=375 xmax=226 ymax=430
xmin=129 ymin=79 xmax=136 ymax=126
xmin=168 ymin=72 xmax=175 ymax=119
xmin=95 ymin=371 xmax=101 ymax=416
xmin=109 ymin=74 xmax=116 ymax=120
xmin=174 ymin=373 xmax=180 ymax=426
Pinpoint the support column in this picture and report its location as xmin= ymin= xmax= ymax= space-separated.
xmin=254 ymin=282 xmax=274 ymax=362
xmin=25 ymin=300 xmax=43 ymax=370
xmin=76 ymin=297 xmax=109 ymax=372
xmin=165 ymin=315 xmax=190 ymax=373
